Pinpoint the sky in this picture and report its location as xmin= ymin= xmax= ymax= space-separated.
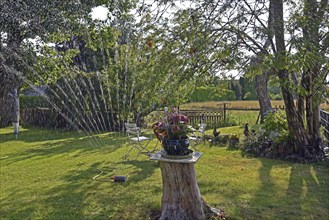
xmin=91 ymin=6 xmax=109 ymax=20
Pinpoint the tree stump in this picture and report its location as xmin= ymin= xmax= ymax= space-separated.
xmin=151 ymin=152 xmax=224 ymax=220
xmin=150 ymin=151 xmax=225 ymax=220
xmin=159 ymin=161 xmax=205 ymax=220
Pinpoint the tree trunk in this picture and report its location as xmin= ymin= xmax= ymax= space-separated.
xmin=296 ymin=75 xmax=307 ymax=125
xmin=251 ymin=56 xmax=272 ymax=124
xmin=302 ymin=0 xmax=325 ymax=146
xmin=281 ymin=86 xmax=308 ymax=145
xmin=1 ymin=24 xmax=22 ymax=130
xmin=255 ymin=74 xmax=272 ymax=124
xmin=159 ymin=161 xmax=206 ymax=220
xmin=272 ymin=0 xmax=308 ymax=146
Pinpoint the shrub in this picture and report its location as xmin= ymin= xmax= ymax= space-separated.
xmin=189 ymin=86 xmax=236 ymax=102
xmin=240 ymin=110 xmax=299 ymax=160
xmin=262 ymin=110 xmax=289 ymax=140
xmin=20 ymin=95 xmax=50 ymax=109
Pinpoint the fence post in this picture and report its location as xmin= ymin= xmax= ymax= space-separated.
xmin=223 ymin=103 xmax=227 ymax=123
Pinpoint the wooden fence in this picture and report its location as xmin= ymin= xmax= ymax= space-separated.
xmin=320 ymin=109 xmax=329 ymax=141
xmin=180 ymin=110 xmax=224 ymax=127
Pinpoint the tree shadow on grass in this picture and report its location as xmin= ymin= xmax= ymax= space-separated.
xmin=1 ymin=160 xmax=161 ymax=219
xmin=197 ymin=157 xmax=329 ymax=219
xmin=244 ymin=159 xmax=329 ymax=219
xmin=238 ymin=158 xmax=278 ymax=219
xmin=117 ymin=160 xmax=160 ymax=183
xmin=0 ymin=127 xmax=79 ymax=143
xmin=282 ymin=162 xmax=329 ymax=219
xmin=0 ymin=126 xmax=126 ymax=143
xmin=54 ymin=162 xmax=160 ymax=219
xmin=0 ymin=162 xmax=101 ymax=219
xmin=1 ymin=129 xmax=126 ymax=166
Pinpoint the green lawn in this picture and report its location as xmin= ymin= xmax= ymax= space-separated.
xmin=1 ymin=126 xmax=329 ymax=219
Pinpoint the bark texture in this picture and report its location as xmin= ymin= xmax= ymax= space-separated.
xmin=251 ymin=56 xmax=272 ymax=124
xmin=159 ymin=161 xmax=206 ymax=220
xmin=255 ymin=73 xmax=272 ymax=124
xmin=272 ymin=0 xmax=309 ymax=146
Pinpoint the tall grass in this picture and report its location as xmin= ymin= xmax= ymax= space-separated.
xmin=181 ymin=100 xmax=329 ymax=111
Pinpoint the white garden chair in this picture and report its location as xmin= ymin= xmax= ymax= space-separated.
xmin=189 ymin=123 xmax=207 ymax=151
xmin=125 ymin=123 xmax=157 ymax=157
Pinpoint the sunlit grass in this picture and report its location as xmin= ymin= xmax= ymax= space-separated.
xmin=1 ymin=126 xmax=328 ymax=219
xmin=181 ymin=100 xmax=329 ymax=111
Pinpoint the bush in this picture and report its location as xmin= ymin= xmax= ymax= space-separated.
xmin=240 ymin=110 xmax=301 ymax=160
xmin=20 ymin=95 xmax=50 ymax=109
xmin=189 ymin=86 xmax=236 ymax=102
xmin=262 ymin=110 xmax=289 ymax=140
xmin=20 ymin=108 xmax=70 ymax=129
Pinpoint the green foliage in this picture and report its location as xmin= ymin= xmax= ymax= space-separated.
xmin=239 ymin=110 xmax=311 ymax=160
xmin=238 ymin=77 xmax=258 ymax=100
xmin=268 ymin=81 xmax=282 ymax=100
xmin=269 ymin=94 xmax=283 ymax=100
xmin=30 ymin=1 xmax=197 ymax=129
xmin=20 ymin=95 xmax=50 ymax=109
xmin=189 ymin=86 xmax=236 ymax=102
xmin=262 ymin=110 xmax=289 ymax=140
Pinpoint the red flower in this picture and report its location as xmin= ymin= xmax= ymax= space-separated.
xmin=152 ymin=107 xmax=193 ymax=141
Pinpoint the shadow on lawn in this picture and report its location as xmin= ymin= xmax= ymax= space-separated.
xmin=0 ymin=126 xmax=125 ymax=143
xmin=0 ymin=162 xmax=101 ymax=219
xmin=39 ymin=162 xmax=111 ymax=220
xmin=120 ymin=160 xmax=159 ymax=183
xmin=198 ymin=157 xmax=329 ymax=219
xmin=24 ymin=161 xmax=159 ymax=219
xmin=0 ymin=127 xmax=76 ymax=143
xmin=1 ymin=128 xmax=126 ymax=166
xmin=242 ymin=159 xmax=329 ymax=219
xmin=1 ymin=161 xmax=143 ymax=219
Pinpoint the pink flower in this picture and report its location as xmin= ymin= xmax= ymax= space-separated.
xmin=153 ymin=107 xmax=192 ymax=141
xmin=180 ymin=115 xmax=189 ymax=123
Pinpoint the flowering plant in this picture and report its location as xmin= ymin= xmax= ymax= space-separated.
xmin=152 ymin=107 xmax=194 ymax=142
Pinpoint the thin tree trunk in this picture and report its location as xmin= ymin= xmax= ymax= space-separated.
xmin=296 ymin=74 xmax=306 ymax=126
xmin=254 ymin=70 xmax=272 ymax=123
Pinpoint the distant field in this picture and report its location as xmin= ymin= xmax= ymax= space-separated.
xmin=181 ymin=100 xmax=329 ymax=111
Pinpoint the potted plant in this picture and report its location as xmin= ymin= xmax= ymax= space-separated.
xmin=152 ymin=107 xmax=194 ymax=156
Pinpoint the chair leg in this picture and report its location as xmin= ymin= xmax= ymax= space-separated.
xmin=150 ymin=140 xmax=160 ymax=153
xmin=189 ymin=138 xmax=200 ymax=152
xmin=137 ymin=140 xmax=153 ymax=156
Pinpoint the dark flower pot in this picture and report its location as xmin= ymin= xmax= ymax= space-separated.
xmin=162 ymin=139 xmax=190 ymax=155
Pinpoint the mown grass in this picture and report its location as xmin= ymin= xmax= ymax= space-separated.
xmin=1 ymin=126 xmax=329 ymax=220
